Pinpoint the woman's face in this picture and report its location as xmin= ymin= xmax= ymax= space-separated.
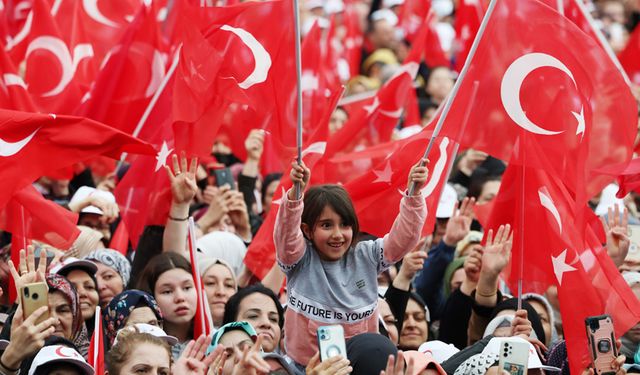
xmin=528 ymin=300 xmax=551 ymax=345
xmin=66 ymin=270 xmax=99 ymax=321
xmin=219 ymin=330 xmax=255 ymax=375
xmin=203 ymin=264 xmax=236 ymax=326
xmin=118 ymin=342 xmax=171 ymax=375
xmin=154 ymin=268 xmax=197 ymax=325
xmin=399 ymin=299 xmax=429 ymax=350
xmin=379 ymin=299 xmax=399 ymax=345
xmin=236 ymin=292 xmax=281 ymax=352
xmin=262 ymin=180 xmax=281 ymax=215
xmin=126 ymin=307 xmax=161 ymax=328
xmin=49 ymin=291 xmax=74 ymax=339
xmin=93 ymin=261 xmax=124 ymax=307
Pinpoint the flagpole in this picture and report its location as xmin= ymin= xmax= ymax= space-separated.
xmin=93 ymin=305 xmax=101 ymax=366
xmin=118 ymin=45 xmax=182 ymax=166
xmin=517 ymin=147 xmax=526 ymax=311
xmin=292 ymin=0 xmax=304 ymax=200
xmin=408 ymin=0 xmax=498 ymax=195
xmin=572 ymin=0 xmax=631 ymax=86
xmin=188 ymin=217 xmax=206 ymax=336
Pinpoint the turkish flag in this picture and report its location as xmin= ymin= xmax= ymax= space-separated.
xmin=0 ymin=46 xmax=36 ymax=112
xmin=88 ymin=306 xmax=105 ymax=374
xmin=405 ymin=10 xmax=449 ymax=67
xmin=438 ymin=0 xmax=636 ymax=201
xmin=188 ymin=222 xmax=214 ymax=338
xmin=398 ymin=0 xmax=431 ymax=42
xmin=243 ymin=87 xmax=342 ymax=279
xmin=78 ymin=4 xmax=167 ymax=135
xmin=0 ymin=109 xmax=155 ymax=209
xmin=619 ymin=24 xmax=640 ymax=85
xmin=340 ymin=4 xmax=363 ymax=78
xmin=452 ymin=0 xmax=485 ymax=72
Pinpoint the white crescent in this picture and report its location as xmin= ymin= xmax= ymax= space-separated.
xmin=82 ymin=0 xmax=118 ymax=28
xmin=26 ymin=36 xmax=93 ymax=97
xmin=301 ymin=141 xmax=327 ymax=158
xmin=5 ymin=10 xmax=32 ymax=51
xmin=500 ymin=52 xmax=576 ymax=136
xmin=220 ymin=24 xmax=272 ymax=89
xmin=538 ymin=187 xmax=562 ymax=234
xmin=3 ymin=74 xmax=26 ymax=88
xmin=0 ymin=127 xmax=39 ymax=157
xmin=421 ymin=137 xmax=450 ymax=197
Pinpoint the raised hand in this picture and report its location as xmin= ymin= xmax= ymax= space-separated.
xmin=481 ymin=224 xmax=513 ymax=277
xmin=1 ymin=305 xmax=58 ymax=370
xmin=380 ymin=351 xmax=414 ymax=375
xmin=167 ymin=153 xmax=199 ymax=206
xmin=510 ymin=309 xmax=532 ymax=339
xmin=602 ymin=205 xmax=630 ymax=267
xmin=463 ymin=245 xmax=483 ymax=284
xmin=230 ymin=335 xmax=271 ymax=374
xmin=306 ymin=352 xmax=352 ymax=375
xmin=9 ymin=246 xmax=47 ymax=298
xmin=245 ymin=129 xmax=265 ymax=162
xmin=288 ymin=161 xmax=310 ymax=200
xmin=173 ymin=334 xmax=215 ymax=375
xmin=394 ymin=247 xmax=428 ymax=291
xmin=407 ymin=158 xmax=429 ymax=195
xmin=443 ymin=197 xmax=476 ymax=246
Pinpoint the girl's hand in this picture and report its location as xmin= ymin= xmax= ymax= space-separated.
xmin=167 ymin=152 xmax=199 ymax=206
xmin=288 ymin=161 xmax=310 ymax=200
xmin=306 ymin=352 xmax=352 ymax=375
xmin=407 ymin=158 xmax=429 ymax=196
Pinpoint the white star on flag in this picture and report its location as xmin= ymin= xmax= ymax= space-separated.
xmin=373 ymin=161 xmax=393 ymax=183
xmin=155 ymin=141 xmax=173 ymax=172
xmin=364 ymin=97 xmax=380 ymax=116
xmin=572 ymin=107 xmax=586 ymax=138
xmin=552 ymin=249 xmax=577 ymax=286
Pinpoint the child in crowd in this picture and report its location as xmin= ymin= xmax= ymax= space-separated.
xmin=275 ymin=158 xmax=429 ymax=366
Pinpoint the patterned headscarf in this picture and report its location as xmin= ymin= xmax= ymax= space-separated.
xmin=46 ymin=274 xmax=83 ymax=339
xmin=453 ymin=353 xmax=499 ymax=375
xmin=103 ymin=290 xmax=163 ymax=346
xmin=84 ymin=249 xmax=131 ymax=286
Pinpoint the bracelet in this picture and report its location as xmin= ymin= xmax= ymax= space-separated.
xmin=476 ymin=290 xmax=497 ymax=298
xmin=0 ymin=355 xmax=20 ymax=372
xmin=168 ymin=215 xmax=189 ymax=221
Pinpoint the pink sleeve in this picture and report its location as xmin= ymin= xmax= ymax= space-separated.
xmin=274 ymin=190 xmax=307 ymax=267
xmin=382 ymin=193 xmax=427 ymax=263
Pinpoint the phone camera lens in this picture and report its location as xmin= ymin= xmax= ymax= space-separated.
xmin=320 ymin=335 xmax=326 ymax=340
xmin=32 ymin=293 xmax=38 ymax=299
xmin=598 ymin=339 xmax=611 ymax=353
xmin=24 ymin=287 xmax=29 ymax=298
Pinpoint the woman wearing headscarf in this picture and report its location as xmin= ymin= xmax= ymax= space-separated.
xmin=103 ymin=289 xmax=164 ymax=347
xmin=45 ymin=274 xmax=88 ymax=358
xmin=83 ymin=249 xmax=131 ymax=307
xmin=199 ymin=257 xmax=237 ymax=329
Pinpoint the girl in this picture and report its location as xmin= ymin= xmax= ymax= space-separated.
xmin=137 ymin=252 xmax=197 ymax=359
xmin=276 ymin=159 xmax=428 ymax=366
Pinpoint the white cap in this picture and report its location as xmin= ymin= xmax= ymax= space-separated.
xmin=595 ymin=183 xmax=625 ymax=216
xmin=383 ymin=0 xmax=404 ymax=8
xmin=113 ymin=323 xmax=179 ymax=346
xmin=305 ymin=0 xmax=324 ymax=10
xmin=481 ymin=337 xmax=560 ymax=372
xmin=371 ymin=9 xmax=399 ymax=26
xmin=436 ymin=184 xmax=458 ymax=218
xmin=28 ymin=345 xmax=94 ymax=375
xmin=69 ymin=186 xmax=116 ymax=215
xmin=324 ymin=0 xmax=344 ymax=14
xmin=50 ymin=257 xmax=98 ymax=276
xmin=418 ymin=340 xmax=460 ymax=363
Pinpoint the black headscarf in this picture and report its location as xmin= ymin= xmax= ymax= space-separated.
xmin=491 ymin=298 xmax=546 ymax=344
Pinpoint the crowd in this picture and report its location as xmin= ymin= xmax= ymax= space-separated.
xmin=0 ymin=0 xmax=638 ymax=374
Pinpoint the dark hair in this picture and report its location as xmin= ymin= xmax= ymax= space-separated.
xmin=467 ymin=173 xmax=502 ymax=200
xmin=301 ymin=185 xmax=359 ymax=248
xmin=223 ymin=284 xmax=284 ymax=329
xmin=136 ymin=252 xmax=192 ymax=296
xmin=261 ymin=173 xmax=283 ymax=205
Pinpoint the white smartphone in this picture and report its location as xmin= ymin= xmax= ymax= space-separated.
xmin=317 ymin=325 xmax=347 ymax=361
xmin=498 ymin=338 xmax=530 ymax=375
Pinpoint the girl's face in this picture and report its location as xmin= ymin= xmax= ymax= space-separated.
xmin=119 ymin=342 xmax=171 ymax=375
xmin=154 ymin=268 xmax=197 ymax=325
xmin=303 ymin=205 xmax=353 ymax=261
xmin=49 ymin=291 xmax=74 ymax=339
xmin=236 ymin=292 xmax=281 ymax=353
xmin=66 ymin=270 xmax=99 ymax=321
xmin=203 ymin=264 xmax=236 ymax=326
xmin=93 ymin=262 xmax=124 ymax=307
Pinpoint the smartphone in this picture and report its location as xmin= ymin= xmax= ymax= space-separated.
xmin=586 ymin=315 xmax=618 ymax=375
xmin=213 ymin=167 xmax=235 ymax=189
xmin=317 ymin=325 xmax=347 ymax=361
xmin=498 ymin=338 xmax=529 ymax=375
xmin=626 ymin=224 xmax=640 ymax=263
xmin=20 ymin=282 xmax=49 ymax=325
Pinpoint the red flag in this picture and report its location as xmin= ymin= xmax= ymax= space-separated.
xmin=452 ymin=0 xmax=485 ymax=72
xmin=0 ymin=46 xmax=36 ymax=112
xmin=619 ymin=24 xmax=640 ymax=85
xmin=398 ymin=0 xmax=431 ymax=42
xmin=0 ymin=109 xmax=155 ymax=209
xmin=438 ymin=0 xmax=636 ymax=200
xmin=405 ymin=10 xmax=449 ymax=67
xmin=188 ymin=220 xmax=214 ymax=338
xmin=340 ymin=4 xmax=363 ymax=79
xmin=109 ymin=221 xmax=130 ymax=255
xmin=88 ymin=306 xmax=105 ymax=374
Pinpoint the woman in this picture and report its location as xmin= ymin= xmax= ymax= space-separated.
xmin=398 ymin=293 xmax=430 ymax=351
xmin=200 ymin=258 xmax=237 ymax=328
xmin=103 ymin=290 xmax=164 ymax=347
xmin=54 ymin=258 xmax=99 ymax=337
xmin=46 ymin=274 xmax=89 ymax=358
xmin=83 ymin=249 xmax=131 ymax=307
xmin=137 ymin=252 xmax=197 ymax=359
xmin=223 ymin=284 xmax=283 ymax=353
xmin=106 ymin=330 xmax=172 ymax=375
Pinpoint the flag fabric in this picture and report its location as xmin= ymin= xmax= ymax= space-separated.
xmin=0 ymin=109 xmax=155 ymax=209
xmin=398 ymin=0 xmax=432 ymax=42
xmin=452 ymin=0 xmax=485 ymax=72
xmin=0 ymin=46 xmax=37 ymax=111
xmin=405 ymin=10 xmax=449 ymax=67
xmin=188 ymin=219 xmax=214 ymax=338
xmin=88 ymin=306 xmax=105 ymax=374
xmin=437 ymin=0 xmax=636 ymax=201
xmin=619 ymin=24 xmax=640 ymax=85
